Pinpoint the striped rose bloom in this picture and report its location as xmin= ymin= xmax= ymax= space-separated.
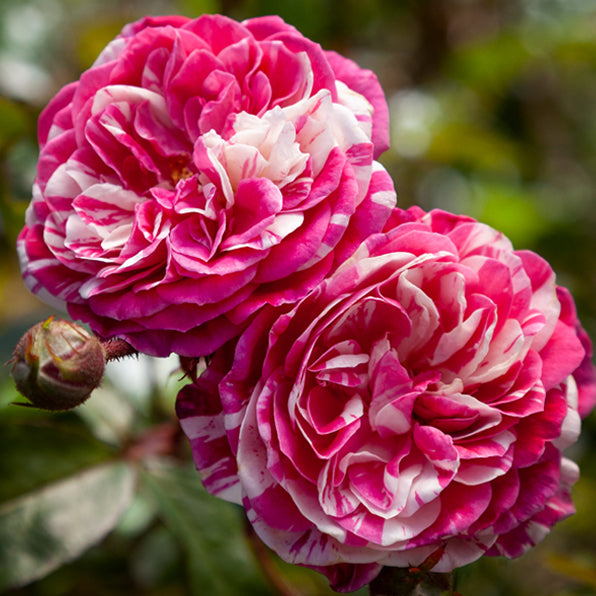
xmin=177 ymin=206 xmax=595 ymax=591
xmin=17 ymin=14 xmax=394 ymax=357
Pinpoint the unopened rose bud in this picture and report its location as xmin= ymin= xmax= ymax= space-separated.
xmin=10 ymin=317 xmax=106 ymax=411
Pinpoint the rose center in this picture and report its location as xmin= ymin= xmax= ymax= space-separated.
xmin=169 ymin=156 xmax=194 ymax=185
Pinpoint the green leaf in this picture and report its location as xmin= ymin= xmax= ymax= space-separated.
xmin=0 ymin=421 xmax=117 ymax=502
xmin=142 ymin=460 xmax=275 ymax=596
xmin=0 ymin=461 xmax=136 ymax=590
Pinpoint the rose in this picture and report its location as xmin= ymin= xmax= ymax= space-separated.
xmin=18 ymin=14 xmax=395 ymax=357
xmin=177 ymin=207 xmax=596 ymax=591
xmin=176 ymin=206 xmax=596 ymax=592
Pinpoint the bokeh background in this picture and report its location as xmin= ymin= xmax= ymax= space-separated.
xmin=1 ymin=1 xmax=596 ymax=594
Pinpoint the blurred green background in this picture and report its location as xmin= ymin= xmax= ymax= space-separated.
xmin=1 ymin=0 xmax=596 ymax=594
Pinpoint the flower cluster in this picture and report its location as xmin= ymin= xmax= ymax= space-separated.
xmin=18 ymin=12 xmax=596 ymax=594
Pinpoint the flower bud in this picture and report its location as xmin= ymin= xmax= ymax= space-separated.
xmin=10 ymin=317 xmax=106 ymax=410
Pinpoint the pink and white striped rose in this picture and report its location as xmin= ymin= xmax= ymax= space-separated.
xmin=17 ymin=14 xmax=394 ymax=357
xmin=177 ymin=207 xmax=596 ymax=592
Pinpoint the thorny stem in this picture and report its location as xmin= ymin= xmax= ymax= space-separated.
xmin=102 ymin=337 xmax=138 ymax=362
